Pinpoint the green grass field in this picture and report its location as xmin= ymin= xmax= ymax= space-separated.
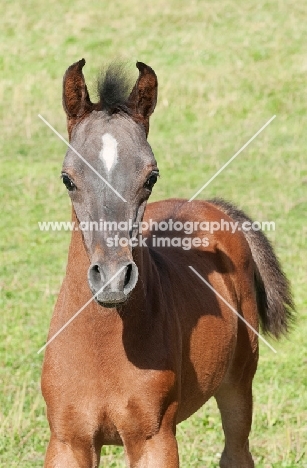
xmin=1 ymin=0 xmax=306 ymax=466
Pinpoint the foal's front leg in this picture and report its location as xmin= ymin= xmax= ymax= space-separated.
xmin=122 ymin=400 xmax=179 ymax=468
xmin=44 ymin=434 xmax=101 ymax=468
xmin=124 ymin=429 xmax=179 ymax=468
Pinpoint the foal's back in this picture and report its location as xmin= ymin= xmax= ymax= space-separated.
xmin=142 ymin=198 xmax=259 ymax=422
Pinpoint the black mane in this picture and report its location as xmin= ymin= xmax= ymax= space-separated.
xmin=97 ymin=63 xmax=133 ymax=114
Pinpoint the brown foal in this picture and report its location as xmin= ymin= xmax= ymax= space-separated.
xmin=41 ymin=59 xmax=294 ymax=467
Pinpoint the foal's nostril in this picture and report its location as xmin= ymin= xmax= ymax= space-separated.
xmin=92 ymin=264 xmax=100 ymax=280
xmin=124 ymin=264 xmax=132 ymax=288
xmin=91 ymin=264 xmax=101 ymax=282
xmin=88 ymin=263 xmax=104 ymax=290
xmin=123 ymin=262 xmax=138 ymax=295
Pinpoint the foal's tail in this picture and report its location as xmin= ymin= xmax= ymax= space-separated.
xmin=209 ymin=198 xmax=295 ymax=338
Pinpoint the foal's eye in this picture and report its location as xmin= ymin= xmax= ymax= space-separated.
xmin=144 ymin=172 xmax=159 ymax=191
xmin=61 ymin=173 xmax=76 ymax=191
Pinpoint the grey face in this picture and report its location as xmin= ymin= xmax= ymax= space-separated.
xmin=62 ymin=59 xmax=158 ymax=307
xmin=62 ymin=111 xmax=159 ymax=307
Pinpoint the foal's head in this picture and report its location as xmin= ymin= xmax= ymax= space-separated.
xmin=62 ymin=59 xmax=158 ymax=307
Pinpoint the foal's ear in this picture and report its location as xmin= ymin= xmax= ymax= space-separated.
xmin=63 ymin=59 xmax=94 ymax=137
xmin=127 ymin=62 xmax=158 ymax=137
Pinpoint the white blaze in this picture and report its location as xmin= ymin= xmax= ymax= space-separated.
xmin=99 ymin=133 xmax=118 ymax=172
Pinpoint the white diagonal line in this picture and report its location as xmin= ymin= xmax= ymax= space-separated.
xmin=188 ymin=115 xmax=276 ymax=202
xmin=38 ymin=114 xmax=127 ymax=202
xmin=189 ymin=266 xmax=277 ymax=353
xmin=37 ymin=265 xmax=126 ymax=354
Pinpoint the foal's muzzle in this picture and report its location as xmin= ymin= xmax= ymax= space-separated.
xmin=87 ymin=261 xmax=138 ymax=308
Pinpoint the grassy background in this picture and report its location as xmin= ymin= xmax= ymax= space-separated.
xmin=0 ymin=0 xmax=306 ymax=466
